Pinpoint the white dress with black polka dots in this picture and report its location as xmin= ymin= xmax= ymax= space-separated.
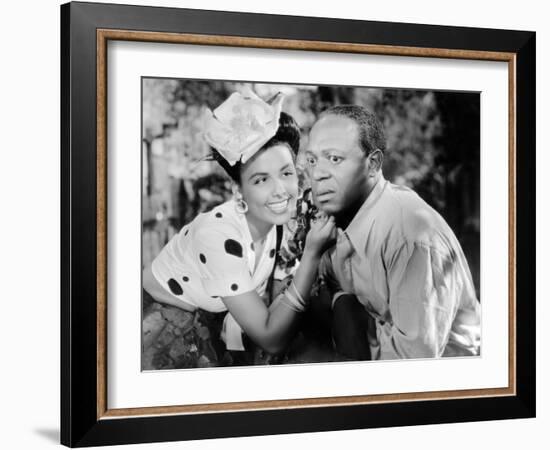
xmin=151 ymin=199 xmax=278 ymax=349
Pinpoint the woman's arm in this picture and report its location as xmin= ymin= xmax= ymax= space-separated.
xmin=142 ymin=265 xmax=196 ymax=312
xmin=222 ymin=216 xmax=335 ymax=354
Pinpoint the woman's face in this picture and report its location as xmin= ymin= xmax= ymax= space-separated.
xmin=239 ymin=143 xmax=299 ymax=229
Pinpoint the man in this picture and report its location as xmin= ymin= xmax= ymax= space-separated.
xmin=306 ymin=105 xmax=480 ymax=359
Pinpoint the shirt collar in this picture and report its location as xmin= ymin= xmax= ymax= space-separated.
xmin=342 ymin=174 xmax=388 ymax=253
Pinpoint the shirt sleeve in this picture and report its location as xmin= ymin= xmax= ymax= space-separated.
xmin=194 ymin=223 xmax=255 ymax=298
xmin=380 ymin=241 xmax=458 ymax=359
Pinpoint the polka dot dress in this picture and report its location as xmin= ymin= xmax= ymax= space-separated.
xmin=150 ymin=199 xmax=277 ymax=313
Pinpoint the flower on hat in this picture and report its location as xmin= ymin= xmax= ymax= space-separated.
xmin=202 ymin=89 xmax=284 ymax=166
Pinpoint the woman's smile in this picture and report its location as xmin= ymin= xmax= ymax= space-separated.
xmin=266 ymin=198 xmax=291 ymax=214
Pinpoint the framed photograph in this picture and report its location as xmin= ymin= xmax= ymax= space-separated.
xmin=61 ymin=1 xmax=535 ymax=447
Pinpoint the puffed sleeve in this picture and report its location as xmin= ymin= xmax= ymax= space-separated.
xmin=380 ymin=241 xmax=458 ymax=359
xmin=193 ymin=223 xmax=255 ymax=298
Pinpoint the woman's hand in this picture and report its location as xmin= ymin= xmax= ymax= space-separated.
xmin=304 ymin=213 xmax=337 ymax=257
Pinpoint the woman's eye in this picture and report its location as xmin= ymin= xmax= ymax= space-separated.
xmin=253 ymin=177 xmax=267 ymax=185
xmin=283 ymin=171 xmax=295 ymax=177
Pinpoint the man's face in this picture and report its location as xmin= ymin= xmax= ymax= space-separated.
xmin=305 ymin=115 xmax=370 ymax=217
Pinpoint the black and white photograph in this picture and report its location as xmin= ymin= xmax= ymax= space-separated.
xmin=141 ymin=79 xmax=481 ymax=370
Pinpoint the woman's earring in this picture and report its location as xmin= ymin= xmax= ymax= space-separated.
xmin=234 ymin=190 xmax=249 ymax=214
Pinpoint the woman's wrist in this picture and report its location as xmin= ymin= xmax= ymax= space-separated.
xmin=302 ymin=244 xmax=323 ymax=261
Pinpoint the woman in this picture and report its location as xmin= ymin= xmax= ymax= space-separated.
xmin=143 ymin=90 xmax=335 ymax=355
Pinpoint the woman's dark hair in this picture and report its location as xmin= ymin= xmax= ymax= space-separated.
xmin=210 ymin=111 xmax=301 ymax=184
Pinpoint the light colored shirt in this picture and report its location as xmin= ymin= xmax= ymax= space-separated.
xmin=320 ymin=175 xmax=481 ymax=360
xmin=151 ymin=199 xmax=278 ymax=349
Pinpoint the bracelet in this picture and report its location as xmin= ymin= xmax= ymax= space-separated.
xmin=282 ymin=286 xmax=306 ymax=312
xmin=289 ymin=280 xmax=307 ymax=306
xmin=280 ymin=295 xmax=304 ymax=313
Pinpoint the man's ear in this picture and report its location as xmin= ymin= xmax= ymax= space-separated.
xmin=367 ymin=149 xmax=384 ymax=174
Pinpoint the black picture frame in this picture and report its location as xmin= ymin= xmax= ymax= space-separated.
xmin=61 ymin=1 xmax=535 ymax=447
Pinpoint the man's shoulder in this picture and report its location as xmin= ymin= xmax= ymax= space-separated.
xmin=384 ymin=183 xmax=445 ymax=242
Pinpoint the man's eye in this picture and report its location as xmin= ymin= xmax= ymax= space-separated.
xmin=306 ymin=157 xmax=317 ymax=166
xmin=329 ymin=155 xmax=342 ymax=164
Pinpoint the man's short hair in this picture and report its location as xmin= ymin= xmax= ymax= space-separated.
xmin=321 ymin=105 xmax=386 ymax=156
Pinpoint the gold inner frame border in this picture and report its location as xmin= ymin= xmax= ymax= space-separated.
xmin=96 ymin=29 xmax=517 ymax=420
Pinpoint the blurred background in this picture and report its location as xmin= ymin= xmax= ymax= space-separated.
xmin=142 ymin=79 xmax=480 ymax=297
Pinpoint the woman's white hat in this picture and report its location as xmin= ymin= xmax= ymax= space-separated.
xmin=203 ymin=88 xmax=284 ymax=166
